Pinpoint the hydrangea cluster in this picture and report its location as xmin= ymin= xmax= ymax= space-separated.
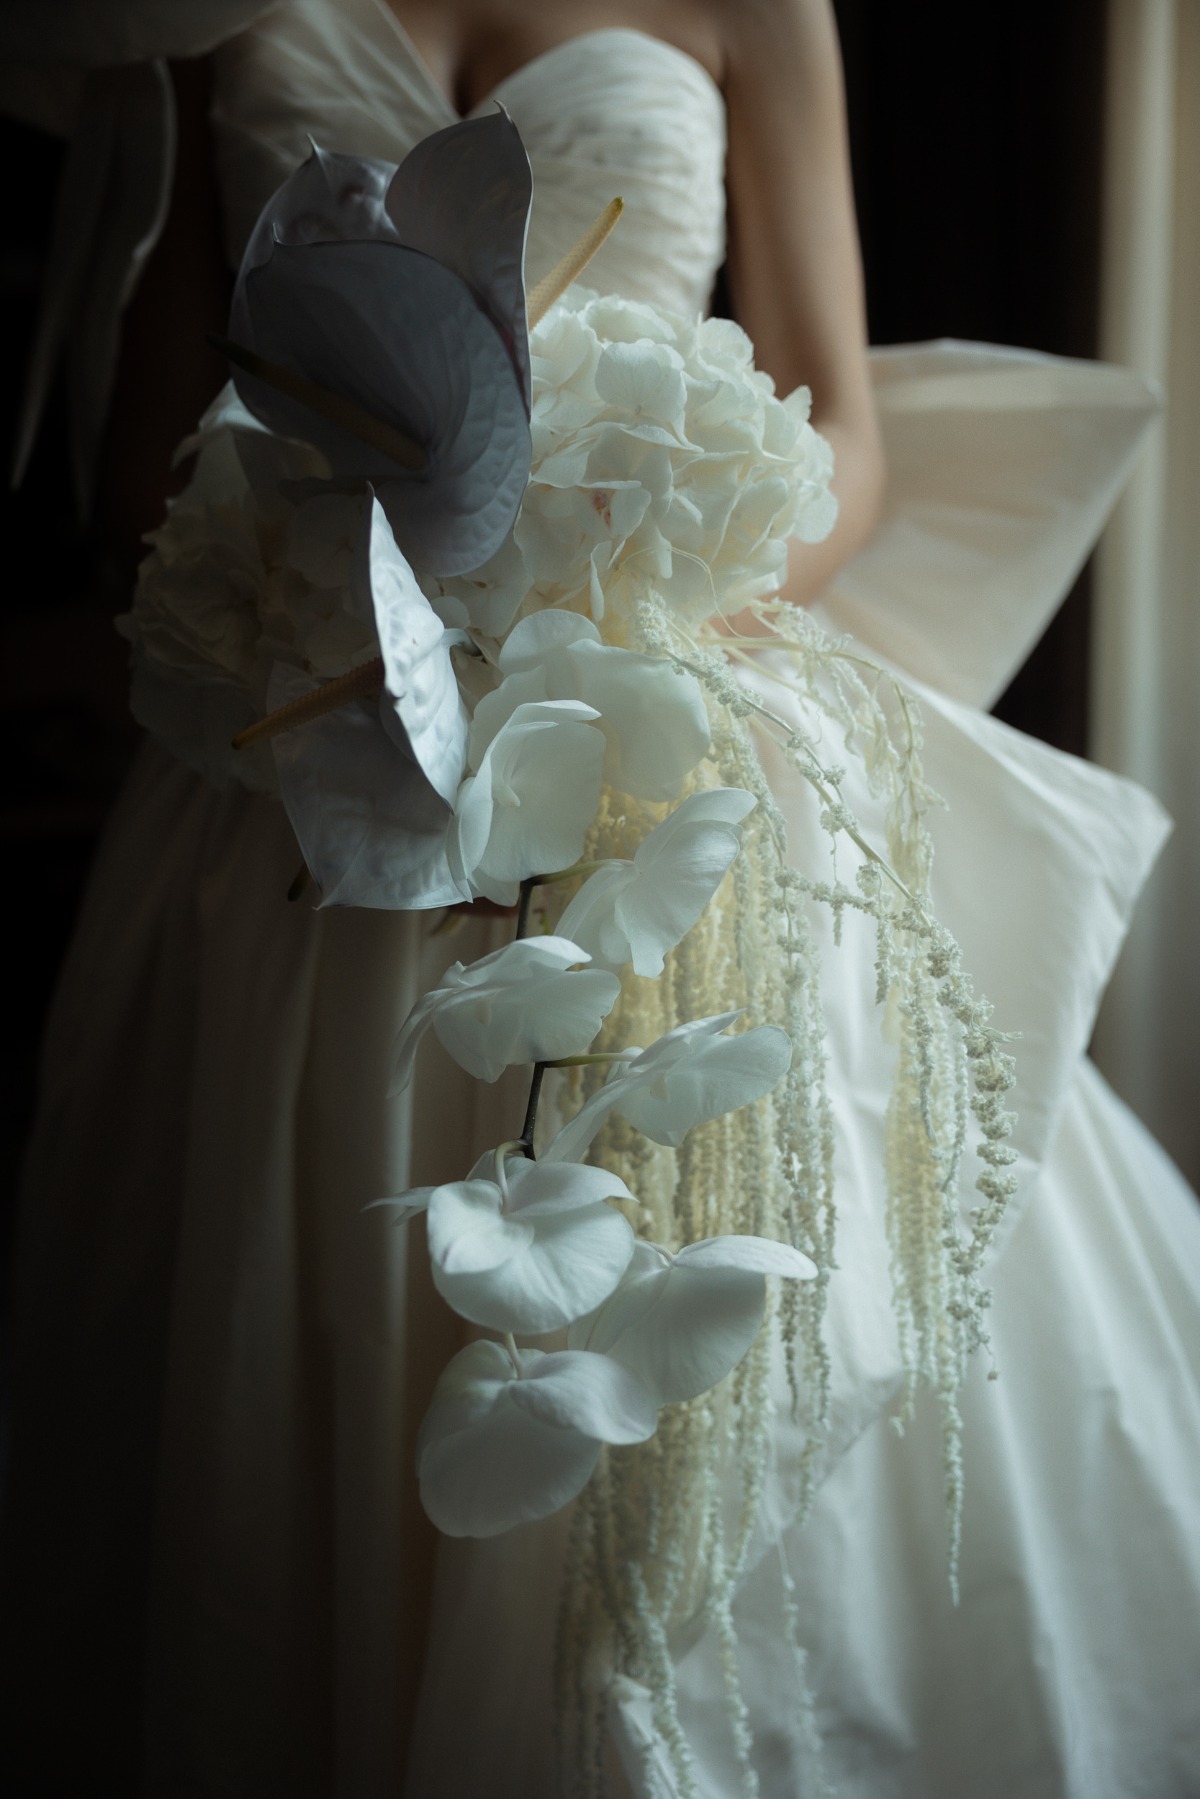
xmin=432 ymin=290 xmax=837 ymax=636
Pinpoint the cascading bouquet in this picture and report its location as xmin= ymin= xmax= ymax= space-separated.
xmin=121 ymin=111 xmax=1018 ymax=1793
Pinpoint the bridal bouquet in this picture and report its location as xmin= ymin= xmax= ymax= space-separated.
xmin=120 ymin=110 xmax=1016 ymax=1793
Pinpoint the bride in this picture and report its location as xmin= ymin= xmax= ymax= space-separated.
xmin=2 ymin=2 xmax=1199 ymax=1794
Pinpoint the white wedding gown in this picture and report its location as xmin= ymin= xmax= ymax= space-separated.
xmin=3 ymin=5 xmax=1200 ymax=1796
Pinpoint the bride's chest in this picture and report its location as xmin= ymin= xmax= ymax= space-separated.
xmin=210 ymin=0 xmax=728 ymax=316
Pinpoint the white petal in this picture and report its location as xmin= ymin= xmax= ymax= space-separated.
xmin=364 ymin=1186 xmax=435 ymax=1225
xmin=509 ymin=1350 xmax=658 ymax=1443
xmin=619 ymin=1024 xmax=793 ymax=1149
xmin=426 ymin=1181 xmax=528 ymax=1276
xmin=358 ymin=497 xmax=468 ymax=806
xmin=591 ymin=1260 xmax=770 ymax=1406
xmin=434 ymin=1202 xmax=635 ymax=1333
xmin=675 ymin=1235 xmax=817 ymax=1280
xmin=417 ymin=1343 xmax=600 ymax=1537
xmin=503 ymin=1157 xmax=635 ymax=1217
xmin=568 ymin=641 xmax=711 ymax=802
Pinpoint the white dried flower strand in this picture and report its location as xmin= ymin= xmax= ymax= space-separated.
xmin=642 ymin=594 xmax=1019 ymax=1594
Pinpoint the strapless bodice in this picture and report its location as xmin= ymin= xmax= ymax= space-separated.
xmin=209 ymin=0 xmax=727 ymax=316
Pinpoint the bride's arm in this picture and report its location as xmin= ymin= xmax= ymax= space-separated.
xmin=720 ymin=0 xmax=884 ymax=610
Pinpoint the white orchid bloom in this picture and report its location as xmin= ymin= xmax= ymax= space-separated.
xmin=417 ymin=1339 xmax=657 ymax=1536
xmin=493 ymin=610 xmax=710 ymax=802
xmin=545 ymin=1012 xmax=793 ymax=1163
xmin=556 ymin=788 xmax=756 ymax=977
xmin=568 ymin=1235 xmax=817 ymax=1407
xmin=449 ymin=699 xmax=606 ymax=904
xmin=425 ymin=1155 xmax=636 ymax=1332
xmin=391 ymin=935 xmax=619 ymax=1091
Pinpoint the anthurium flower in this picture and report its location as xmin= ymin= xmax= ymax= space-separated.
xmin=426 ymin=1157 xmax=637 ymax=1332
xmin=228 ymin=114 xmax=533 ymax=576
xmin=270 ymin=496 xmax=472 ymax=908
xmin=448 ymin=700 xmax=606 ymax=904
xmin=417 ymin=1340 xmax=657 ymax=1536
xmin=361 ymin=495 xmax=469 ymax=807
xmin=568 ymin=1235 xmax=817 ymax=1406
xmin=391 ymin=935 xmax=620 ymax=1091
xmin=270 ymin=660 xmax=467 ymax=910
xmin=493 ymin=610 xmax=711 ymax=802
xmin=556 ymin=788 xmax=756 ymax=977
xmin=545 ymin=1013 xmax=793 ymax=1163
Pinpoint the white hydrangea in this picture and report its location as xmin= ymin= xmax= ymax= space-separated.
xmin=118 ymin=385 xmax=378 ymax=793
xmin=433 ymin=289 xmax=837 ymax=634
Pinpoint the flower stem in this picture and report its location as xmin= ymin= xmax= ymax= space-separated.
xmin=515 ymin=876 xmax=537 ymax=942
xmin=519 ymin=1063 xmax=547 ymax=1159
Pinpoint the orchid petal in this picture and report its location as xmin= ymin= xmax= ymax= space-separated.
xmin=498 ymin=610 xmax=710 ymax=801
xmin=428 ymin=1175 xmax=635 ymax=1333
xmin=557 ymin=788 xmax=756 ymax=977
xmin=426 ymin=1180 xmax=528 ymax=1276
xmin=390 ymin=936 xmax=620 ymax=1090
xmin=544 ymin=1013 xmax=789 ymax=1163
xmin=269 ymin=662 xmax=466 ymax=911
xmin=355 ymin=496 xmax=468 ymax=805
xmin=449 ymin=701 xmax=606 ymax=901
xmin=416 ymin=1341 xmax=602 ymax=1537
xmin=675 ymin=1236 xmax=817 ymax=1279
xmin=508 ymin=1350 xmax=658 ymax=1444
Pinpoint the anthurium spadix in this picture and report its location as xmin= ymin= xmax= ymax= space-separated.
xmin=426 ymin=1158 xmax=637 ymax=1332
xmin=557 ymin=788 xmax=757 ymax=977
xmin=449 ymin=700 xmax=606 ymax=904
xmin=493 ymin=610 xmax=711 ymax=802
xmin=391 ymin=936 xmax=620 ymax=1091
xmin=569 ymin=1236 xmax=817 ymax=1407
xmin=545 ymin=1012 xmax=793 ymax=1163
xmin=227 ymin=114 xmax=533 ymax=576
xmin=417 ymin=1340 xmax=657 ymax=1536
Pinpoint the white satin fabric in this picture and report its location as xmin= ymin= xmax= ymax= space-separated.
xmin=3 ymin=6 xmax=1200 ymax=1797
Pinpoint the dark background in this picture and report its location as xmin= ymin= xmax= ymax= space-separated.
xmin=0 ymin=5 xmax=1107 ymax=1279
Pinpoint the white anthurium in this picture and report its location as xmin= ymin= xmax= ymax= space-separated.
xmin=270 ymin=661 xmax=468 ymax=910
xmin=448 ymin=699 xmax=606 ymax=905
xmin=357 ymin=495 xmax=469 ymax=807
xmin=391 ymin=935 xmax=620 ymax=1091
xmin=556 ymin=787 xmax=757 ymax=977
xmin=568 ymin=1235 xmax=818 ymax=1407
xmin=417 ymin=1339 xmax=658 ymax=1537
xmin=426 ymin=1154 xmax=637 ymax=1332
xmin=544 ymin=1012 xmax=793 ymax=1163
xmin=494 ymin=610 xmax=711 ymax=803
